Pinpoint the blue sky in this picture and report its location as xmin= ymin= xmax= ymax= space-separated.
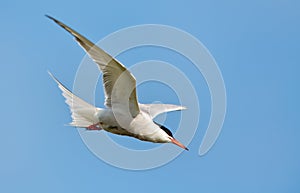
xmin=1 ymin=0 xmax=299 ymax=192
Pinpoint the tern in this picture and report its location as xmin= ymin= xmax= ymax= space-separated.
xmin=47 ymin=15 xmax=188 ymax=150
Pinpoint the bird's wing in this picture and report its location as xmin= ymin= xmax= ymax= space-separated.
xmin=46 ymin=15 xmax=140 ymax=118
xmin=139 ymin=103 xmax=187 ymax=119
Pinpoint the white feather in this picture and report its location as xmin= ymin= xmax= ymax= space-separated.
xmin=49 ymin=72 xmax=99 ymax=128
xmin=139 ymin=103 xmax=187 ymax=119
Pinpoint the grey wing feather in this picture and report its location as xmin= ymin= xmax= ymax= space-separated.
xmin=47 ymin=15 xmax=140 ymax=118
xmin=139 ymin=103 xmax=187 ymax=119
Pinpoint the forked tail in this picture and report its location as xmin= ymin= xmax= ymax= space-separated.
xmin=48 ymin=72 xmax=100 ymax=128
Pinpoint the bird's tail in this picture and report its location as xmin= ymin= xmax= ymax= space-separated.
xmin=48 ymin=72 xmax=100 ymax=128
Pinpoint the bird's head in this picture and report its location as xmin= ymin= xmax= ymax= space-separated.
xmin=155 ymin=122 xmax=189 ymax=151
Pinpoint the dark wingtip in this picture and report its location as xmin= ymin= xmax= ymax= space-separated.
xmin=45 ymin=14 xmax=59 ymax=23
xmin=185 ymin=147 xmax=189 ymax=151
xmin=45 ymin=14 xmax=53 ymax=20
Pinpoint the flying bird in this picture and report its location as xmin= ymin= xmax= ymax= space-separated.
xmin=46 ymin=15 xmax=188 ymax=150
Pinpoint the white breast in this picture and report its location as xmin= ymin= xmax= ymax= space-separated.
xmin=95 ymin=109 xmax=170 ymax=143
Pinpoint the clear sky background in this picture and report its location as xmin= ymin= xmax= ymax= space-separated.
xmin=1 ymin=0 xmax=299 ymax=192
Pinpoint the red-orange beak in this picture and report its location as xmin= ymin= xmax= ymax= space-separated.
xmin=170 ymin=138 xmax=189 ymax=151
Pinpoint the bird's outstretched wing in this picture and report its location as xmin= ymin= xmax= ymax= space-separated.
xmin=139 ymin=103 xmax=187 ymax=119
xmin=46 ymin=15 xmax=140 ymax=118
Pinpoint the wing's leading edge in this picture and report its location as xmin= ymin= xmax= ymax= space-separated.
xmin=139 ymin=103 xmax=187 ymax=119
xmin=46 ymin=15 xmax=140 ymax=118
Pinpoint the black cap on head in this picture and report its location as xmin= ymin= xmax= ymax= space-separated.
xmin=154 ymin=122 xmax=173 ymax=137
xmin=154 ymin=122 xmax=188 ymax=151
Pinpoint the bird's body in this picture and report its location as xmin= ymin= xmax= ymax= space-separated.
xmin=92 ymin=108 xmax=170 ymax=143
xmin=47 ymin=15 xmax=188 ymax=150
